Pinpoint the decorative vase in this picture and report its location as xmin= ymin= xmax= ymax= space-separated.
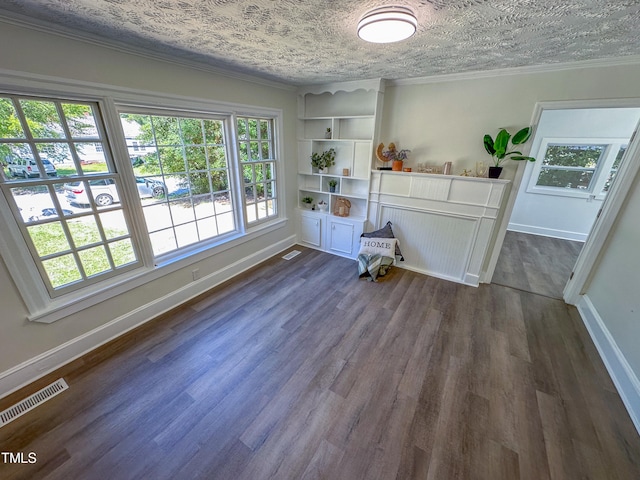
xmin=329 ymin=186 xmax=336 ymax=193
xmin=392 ymin=159 xmax=403 ymax=171
xmin=488 ymin=166 xmax=503 ymax=179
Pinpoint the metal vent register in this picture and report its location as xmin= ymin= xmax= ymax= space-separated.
xmin=282 ymin=250 xmax=301 ymax=260
xmin=0 ymin=378 xmax=69 ymax=427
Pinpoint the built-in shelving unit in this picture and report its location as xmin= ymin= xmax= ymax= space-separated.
xmin=296 ymin=80 xmax=384 ymax=258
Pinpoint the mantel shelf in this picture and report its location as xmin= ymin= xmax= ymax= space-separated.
xmin=372 ymin=169 xmax=510 ymax=184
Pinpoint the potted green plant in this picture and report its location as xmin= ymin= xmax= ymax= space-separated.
xmin=483 ymin=127 xmax=535 ymax=178
xmin=310 ymin=148 xmax=336 ymax=173
xmin=301 ymin=196 xmax=313 ymax=208
xmin=328 ymin=179 xmax=338 ymax=193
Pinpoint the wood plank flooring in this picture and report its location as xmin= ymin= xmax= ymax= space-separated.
xmin=1 ymin=246 xmax=639 ymax=479
xmin=492 ymin=231 xmax=583 ymax=299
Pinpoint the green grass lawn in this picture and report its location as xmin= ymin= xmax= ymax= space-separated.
xmin=27 ymin=220 xmax=136 ymax=289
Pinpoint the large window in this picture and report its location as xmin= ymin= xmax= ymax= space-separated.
xmin=527 ymin=138 xmax=629 ymax=198
xmin=119 ymin=112 xmax=236 ymax=256
xmin=0 ymin=88 xmax=282 ymax=321
xmin=0 ymin=95 xmax=140 ymax=296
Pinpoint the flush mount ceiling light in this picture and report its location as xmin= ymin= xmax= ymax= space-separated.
xmin=357 ymin=6 xmax=418 ymax=44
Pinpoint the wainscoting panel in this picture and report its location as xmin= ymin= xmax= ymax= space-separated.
xmin=379 ymin=205 xmax=476 ymax=283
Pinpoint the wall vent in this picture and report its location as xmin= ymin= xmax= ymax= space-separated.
xmin=0 ymin=378 xmax=69 ymax=428
xmin=282 ymin=250 xmax=301 ymax=260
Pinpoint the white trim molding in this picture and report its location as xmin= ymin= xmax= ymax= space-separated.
xmin=388 ymin=55 xmax=640 ymax=87
xmin=0 ymin=235 xmax=296 ymax=400
xmin=507 ymin=224 xmax=588 ymax=243
xmin=577 ymin=295 xmax=640 ymax=436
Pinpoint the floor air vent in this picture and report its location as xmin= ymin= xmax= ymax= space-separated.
xmin=0 ymin=378 xmax=69 ymax=428
xmin=282 ymin=250 xmax=301 ymax=260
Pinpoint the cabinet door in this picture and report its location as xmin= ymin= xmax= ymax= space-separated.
xmin=300 ymin=213 xmax=322 ymax=247
xmin=327 ymin=219 xmax=355 ymax=256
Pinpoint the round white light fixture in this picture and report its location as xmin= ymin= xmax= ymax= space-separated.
xmin=357 ymin=6 xmax=418 ymax=44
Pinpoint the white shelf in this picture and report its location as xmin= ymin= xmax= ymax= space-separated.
xmin=297 ymin=81 xmax=385 ymax=257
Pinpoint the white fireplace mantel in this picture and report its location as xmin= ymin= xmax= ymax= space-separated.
xmin=368 ymin=171 xmax=510 ymax=286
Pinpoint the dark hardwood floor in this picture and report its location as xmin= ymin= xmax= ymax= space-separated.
xmin=1 ymin=247 xmax=639 ymax=479
xmin=492 ymin=231 xmax=584 ymax=299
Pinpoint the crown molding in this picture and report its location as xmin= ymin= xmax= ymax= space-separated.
xmin=0 ymin=11 xmax=296 ymax=92
xmin=387 ymin=55 xmax=640 ymax=87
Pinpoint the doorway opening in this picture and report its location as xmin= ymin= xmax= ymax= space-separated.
xmin=490 ymin=105 xmax=640 ymax=300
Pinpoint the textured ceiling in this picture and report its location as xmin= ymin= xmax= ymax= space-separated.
xmin=1 ymin=0 xmax=640 ymax=86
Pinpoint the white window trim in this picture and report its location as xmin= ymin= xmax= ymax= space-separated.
xmin=526 ymin=136 xmax=629 ymax=199
xmin=0 ymin=70 xmax=286 ymax=323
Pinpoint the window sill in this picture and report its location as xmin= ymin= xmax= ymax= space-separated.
xmin=525 ymin=185 xmax=605 ymax=201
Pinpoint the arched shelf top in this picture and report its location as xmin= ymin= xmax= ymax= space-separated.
xmin=298 ymin=78 xmax=385 ymax=96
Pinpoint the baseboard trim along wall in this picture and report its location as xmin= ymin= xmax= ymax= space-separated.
xmin=0 ymin=235 xmax=296 ymax=400
xmin=577 ymin=295 xmax=640 ymax=436
xmin=507 ymin=223 xmax=588 ymax=242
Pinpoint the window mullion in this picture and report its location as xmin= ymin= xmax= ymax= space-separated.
xmin=228 ymin=114 xmax=246 ymax=232
xmin=101 ymin=98 xmax=155 ymax=268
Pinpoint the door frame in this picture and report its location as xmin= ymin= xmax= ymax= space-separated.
xmin=483 ymin=98 xmax=640 ymax=306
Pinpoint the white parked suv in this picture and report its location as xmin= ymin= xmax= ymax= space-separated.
xmin=8 ymin=158 xmax=57 ymax=178
xmin=65 ymin=177 xmax=166 ymax=207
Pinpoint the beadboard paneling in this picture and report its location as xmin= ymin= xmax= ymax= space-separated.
xmin=380 ymin=205 xmax=476 ymax=283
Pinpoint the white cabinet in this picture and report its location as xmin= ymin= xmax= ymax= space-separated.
xmin=297 ymin=80 xmax=384 ymax=258
xmin=327 ymin=217 xmax=363 ymax=257
xmin=297 ymin=210 xmax=365 ymax=259
xmin=299 ymin=211 xmax=322 ymax=247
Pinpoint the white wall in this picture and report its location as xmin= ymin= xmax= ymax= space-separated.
xmin=509 ymin=108 xmax=640 ymax=241
xmin=379 ymin=65 xmax=640 ymax=278
xmin=0 ymin=21 xmax=298 ymax=395
xmin=579 ymin=165 xmax=640 ymax=431
xmin=586 ymin=170 xmax=640 ymax=373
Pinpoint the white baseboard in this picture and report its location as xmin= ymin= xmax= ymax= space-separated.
xmin=577 ymin=295 xmax=640 ymax=436
xmin=508 ymin=223 xmax=588 ymax=242
xmin=0 ymin=236 xmax=296 ymax=400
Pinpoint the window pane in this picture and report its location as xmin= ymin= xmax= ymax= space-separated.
xmin=180 ymin=118 xmax=203 ymax=144
xmin=63 ymin=103 xmax=100 ymax=138
xmin=67 ymin=217 xmax=102 ymax=247
xmin=143 ymin=203 xmax=173 ymax=231
xmin=541 ymin=144 xmax=604 ymax=168
xmin=78 ymin=246 xmax=111 ymax=277
xmin=121 ymin=113 xmax=235 ymax=256
xmin=42 ymin=254 xmax=82 ymax=288
xmin=76 ymin=143 xmax=109 ymax=174
xmin=537 ymin=167 xmax=594 ymax=190
xmin=109 ymin=238 xmax=136 ymax=267
xmin=20 ymin=100 xmax=65 ymax=138
xmin=204 ymin=120 xmax=224 ymax=144
xmin=99 ymin=210 xmax=130 ymax=240
xmin=27 ymin=221 xmax=71 ymax=256
xmin=0 ymin=97 xmax=25 ymax=138
xmin=38 ymin=143 xmax=75 ymax=176
xmin=237 ymin=118 xmax=247 ymax=140
xmin=603 ymin=145 xmax=626 ymax=193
